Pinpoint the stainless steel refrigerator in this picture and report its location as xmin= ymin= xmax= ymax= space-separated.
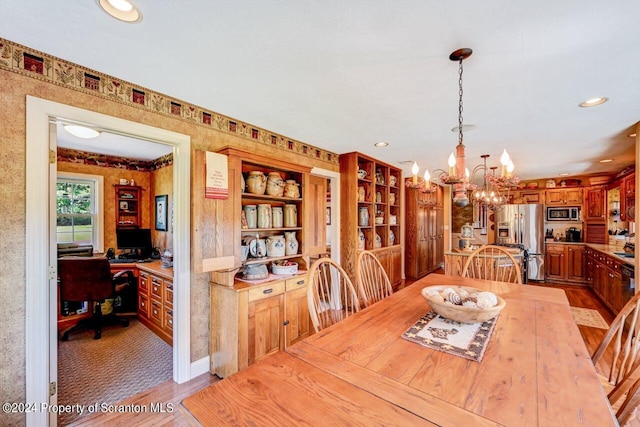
xmin=495 ymin=204 xmax=545 ymax=281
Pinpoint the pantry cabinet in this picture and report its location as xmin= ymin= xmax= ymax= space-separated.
xmin=405 ymin=184 xmax=444 ymax=279
xmin=210 ymin=274 xmax=310 ymax=377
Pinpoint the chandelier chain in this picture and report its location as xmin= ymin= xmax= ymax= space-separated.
xmin=458 ymin=58 xmax=464 ymax=145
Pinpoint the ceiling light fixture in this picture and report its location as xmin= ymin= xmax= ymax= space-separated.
xmin=629 ymin=133 xmax=637 ymax=138
xmin=63 ymin=125 xmax=101 ymax=139
xmin=374 ymin=142 xmax=389 ymax=147
xmin=407 ymin=48 xmax=519 ymax=209
xmin=579 ymin=97 xmax=608 ymax=107
xmin=599 ymin=158 xmax=614 ymax=163
xmin=98 ymin=0 xmax=141 ymax=23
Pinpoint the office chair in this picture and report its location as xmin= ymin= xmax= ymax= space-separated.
xmin=58 ymin=257 xmax=135 ymax=340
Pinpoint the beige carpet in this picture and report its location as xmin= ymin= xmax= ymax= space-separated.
xmin=58 ymin=318 xmax=172 ymax=426
xmin=570 ymin=307 xmax=609 ymax=329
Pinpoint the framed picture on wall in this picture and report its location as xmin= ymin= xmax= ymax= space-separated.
xmin=155 ymin=195 xmax=168 ymax=231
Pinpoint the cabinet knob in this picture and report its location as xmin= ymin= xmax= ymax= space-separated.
xmin=296 ymin=280 xmax=304 ymax=285
xmin=283 ymin=320 xmax=290 ymax=326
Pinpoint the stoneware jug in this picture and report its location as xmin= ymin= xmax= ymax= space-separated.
xmin=389 ymin=193 xmax=396 ymax=205
xmin=266 ymin=172 xmax=285 ymax=196
xmin=284 ymin=231 xmax=298 ymax=255
xmin=246 ymin=171 xmax=267 ymax=195
xmin=357 ymin=186 xmax=365 ymax=202
xmin=284 ymin=180 xmax=300 ymax=198
xmin=266 ymin=235 xmax=286 ymax=257
xmin=284 ymin=204 xmax=297 ymax=227
xmin=359 ymin=207 xmax=369 ymax=227
xmin=358 ymin=229 xmax=365 ymax=250
xmin=272 ymin=206 xmax=283 ymax=228
xmin=257 ymin=204 xmax=272 ymax=228
xmin=243 ymin=204 xmax=257 ymax=229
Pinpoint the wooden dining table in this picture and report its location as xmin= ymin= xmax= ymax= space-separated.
xmin=182 ymin=274 xmax=616 ymax=426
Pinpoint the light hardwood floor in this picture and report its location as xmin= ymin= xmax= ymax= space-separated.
xmin=68 ymin=277 xmax=614 ymax=426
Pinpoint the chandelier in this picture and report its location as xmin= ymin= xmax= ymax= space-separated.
xmin=408 ymin=47 xmax=520 ymax=209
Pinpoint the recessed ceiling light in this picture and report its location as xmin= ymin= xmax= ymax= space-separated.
xmin=97 ymin=0 xmax=141 ymax=23
xmin=374 ymin=142 xmax=388 ymax=147
xmin=599 ymin=159 xmax=614 ymax=163
xmin=64 ymin=125 xmax=101 ymax=139
xmin=451 ymin=124 xmax=476 ymax=132
xmin=559 ymin=172 xmax=570 ymax=176
xmin=579 ymin=97 xmax=608 ymax=107
xmin=629 ymin=133 xmax=637 ymax=138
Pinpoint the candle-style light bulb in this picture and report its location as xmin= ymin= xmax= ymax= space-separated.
xmin=423 ymin=169 xmax=430 ymax=182
xmin=500 ymin=149 xmax=510 ymax=177
xmin=465 ymin=168 xmax=470 ymax=179
xmin=412 ymin=161 xmax=419 ymax=185
xmin=448 ymin=153 xmax=456 ymax=175
xmin=507 ymin=160 xmax=515 ymax=178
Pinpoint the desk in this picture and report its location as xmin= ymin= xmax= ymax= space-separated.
xmin=182 ymin=275 xmax=615 ymax=426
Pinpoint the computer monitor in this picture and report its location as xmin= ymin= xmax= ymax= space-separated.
xmin=116 ymin=228 xmax=152 ymax=259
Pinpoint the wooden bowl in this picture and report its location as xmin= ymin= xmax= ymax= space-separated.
xmin=421 ymin=285 xmax=506 ymax=323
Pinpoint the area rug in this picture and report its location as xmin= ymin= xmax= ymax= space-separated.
xmin=402 ymin=310 xmax=498 ymax=362
xmin=58 ymin=318 xmax=172 ymax=426
xmin=570 ymin=307 xmax=609 ymax=329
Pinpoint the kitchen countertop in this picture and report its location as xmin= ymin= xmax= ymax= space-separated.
xmin=546 ymin=241 xmax=635 ymax=266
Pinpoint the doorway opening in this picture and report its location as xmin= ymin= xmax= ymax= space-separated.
xmin=26 ymin=97 xmax=191 ymax=426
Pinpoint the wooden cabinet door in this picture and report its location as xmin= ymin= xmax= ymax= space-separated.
xmin=566 ymin=245 xmax=585 ymax=282
xmin=625 ymin=173 xmax=636 ymax=197
xmin=584 ymin=186 xmax=605 ymax=221
xmin=417 ymin=240 xmax=429 ymax=278
xmin=584 ymin=249 xmax=595 ymax=288
xmin=609 ymin=267 xmax=624 ymax=314
xmin=545 ymin=190 xmax=565 ymax=205
xmin=545 ymin=247 xmax=566 ymax=281
xmin=306 ymin=174 xmax=327 ymax=257
xmin=284 ymin=285 xmax=310 ymax=347
xmin=377 ymin=248 xmax=391 ymax=280
xmin=389 ymin=246 xmax=402 ymax=289
xmin=593 ymin=262 xmax=607 ymax=303
xmin=565 ymin=188 xmax=583 ymax=205
xmin=248 ymin=293 xmax=284 ymax=366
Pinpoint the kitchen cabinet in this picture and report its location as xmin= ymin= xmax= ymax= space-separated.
xmin=545 ymin=243 xmax=584 ymax=283
xmin=545 ymin=188 xmax=583 ymax=206
xmin=209 ymin=274 xmax=310 ymax=377
xmin=620 ymin=173 xmax=636 ymax=221
xmin=138 ymin=268 xmax=173 ymax=346
xmin=115 ymin=185 xmax=142 ymax=228
xmin=405 ymin=185 xmax=444 ymax=280
xmin=584 ymin=185 xmax=606 ymax=221
xmin=339 ymin=152 xmax=403 ymax=288
xmin=511 ymin=189 xmax=545 ymax=204
xmin=587 ymin=247 xmax=632 ymax=315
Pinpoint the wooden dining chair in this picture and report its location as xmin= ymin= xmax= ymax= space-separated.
xmin=461 ymin=245 xmax=523 ymax=284
xmin=592 ymin=293 xmax=640 ymax=413
xmin=618 ymin=376 xmax=640 ymax=426
xmin=307 ymin=257 xmax=360 ymax=333
xmin=355 ymin=250 xmax=393 ymax=308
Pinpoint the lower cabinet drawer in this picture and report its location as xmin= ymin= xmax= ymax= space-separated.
xmin=138 ymin=293 xmax=148 ymax=317
xmin=150 ymin=299 xmax=163 ymax=326
xmin=163 ymin=306 xmax=173 ymax=333
xmin=248 ymin=281 xmax=285 ymax=303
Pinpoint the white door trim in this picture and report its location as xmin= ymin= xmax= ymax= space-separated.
xmin=26 ymin=96 xmax=191 ymax=426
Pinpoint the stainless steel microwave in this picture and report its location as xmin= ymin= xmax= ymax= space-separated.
xmin=546 ymin=206 xmax=581 ymax=221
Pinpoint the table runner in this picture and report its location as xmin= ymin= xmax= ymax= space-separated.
xmin=402 ymin=310 xmax=498 ymax=362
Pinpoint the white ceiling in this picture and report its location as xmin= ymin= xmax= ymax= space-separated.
xmin=3 ymin=0 xmax=639 ymax=181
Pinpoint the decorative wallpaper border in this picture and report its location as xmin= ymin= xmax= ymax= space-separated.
xmin=0 ymin=38 xmax=339 ymax=165
xmin=57 ymin=148 xmax=173 ymax=171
